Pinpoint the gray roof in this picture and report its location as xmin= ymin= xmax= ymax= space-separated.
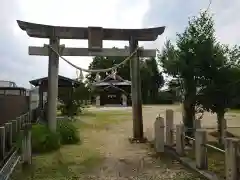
xmin=92 ymin=74 xmax=131 ymax=86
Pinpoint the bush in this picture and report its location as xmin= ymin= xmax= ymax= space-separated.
xmin=59 ymin=103 xmax=83 ymax=117
xmin=31 ymin=124 xmax=60 ymax=153
xmin=31 ymin=121 xmax=80 ymax=154
xmin=57 ymin=120 xmax=80 ymax=145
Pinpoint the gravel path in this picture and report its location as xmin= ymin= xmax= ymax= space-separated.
xmin=83 ymin=105 xmax=203 ymax=180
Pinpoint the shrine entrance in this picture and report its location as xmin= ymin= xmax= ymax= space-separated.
xmin=93 ymin=70 xmax=131 ymax=107
xmin=102 ymin=93 xmax=121 ymax=106
xmin=17 ymin=20 xmax=165 ymax=140
xmin=101 ymin=86 xmax=126 ymax=106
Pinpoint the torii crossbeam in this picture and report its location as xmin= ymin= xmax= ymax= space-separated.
xmin=17 ymin=20 xmax=165 ymax=141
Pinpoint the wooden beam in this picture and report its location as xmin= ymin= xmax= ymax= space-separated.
xmin=17 ymin=20 xmax=165 ymax=41
xmin=28 ymin=46 xmax=156 ymax=57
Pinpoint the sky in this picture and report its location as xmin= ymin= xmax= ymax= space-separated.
xmin=1 ymin=0 xmax=240 ymax=88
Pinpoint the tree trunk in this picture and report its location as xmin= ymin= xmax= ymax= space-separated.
xmin=216 ymin=110 xmax=226 ymax=145
xmin=183 ymin=99 xmax=195 ymax=138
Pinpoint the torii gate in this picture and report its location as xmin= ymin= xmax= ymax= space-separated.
xmin=17 ymin=20 xmax=165 ymax=141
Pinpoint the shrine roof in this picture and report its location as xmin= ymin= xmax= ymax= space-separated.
xmin=92 ymin=74 xmax=131 ymax=86
xmin=17 ymin=20 xmax=165 ymax=41
xmin=29 ymin=75 xmax=80 ymax=87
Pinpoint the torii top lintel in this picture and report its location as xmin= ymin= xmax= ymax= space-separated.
xmin=17 ymin=20 xmax=165 ymax=41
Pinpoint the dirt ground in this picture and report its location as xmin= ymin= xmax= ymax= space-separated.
xmin=90 ymin=104 xmax=240 ymax=134
xmin=13 ymin=104 xmax=239 ymax=179
xmin=82 ymin=105 xmax=205 ymax=180
xmin=82 ymin=104 xmax=240 ymax=179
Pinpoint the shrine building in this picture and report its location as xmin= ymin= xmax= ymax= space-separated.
xmin=92 ymin=72 xmax=131 ymax=107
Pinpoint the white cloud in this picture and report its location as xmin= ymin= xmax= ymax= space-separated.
xmin=1 ymin=0 xmax=240 ymax=88
xmin=143 ymin=0 xmax=240 ymax=49
xmin=1 ymin=0 xmax=149 ymax=88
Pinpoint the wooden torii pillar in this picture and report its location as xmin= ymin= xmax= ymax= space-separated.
xmin=17 ymin=20 xmax=165 ymax=141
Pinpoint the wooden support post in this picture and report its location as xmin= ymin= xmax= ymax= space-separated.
xmin=16 ymin=119 xmax=19 ymax=133
xmin=47 ymin=36 xmax=60 ymax=132
xmin=22 ymin=115 xmax=26 ymax=126
xmin=225 ymin=138 xmax=239 ymax=180
xmin=17 ymin=117 xmax=22 ymax=131
xmin=176 ymin=124 xmax=185 ymax=156
xmin=21 ymin=124 xmax=32 ymax=165
xmin=195 ymin=129 xmax=208 ymax=169
xmin=29 ymin=90 xmax=33 ymax=124
xmin=154 ymin=115 xmax=165 ymax=153
xmin=11 ymin=120 xmax=17 ymax=142
xmin=129 ymin=36 xmax=143 ymax=141
xmin=221 ymin=118 xmax=227 ymax=144
xmin=5 ymin=122 xmax=12 ymax=151
xmin=166 ymin=109 xmax=174 ymax=146
xmin=0 ymin=127 xmax=5 ymax=160
xmin=26 ymin=129 xmax=32 ymax=165
xmin=38 ymin=84 xmax=44 ymax=109
xmin=23 ymin=113 xmax=28 ymax=125
xmin=21 ymin=131 xmax=26 ymax=162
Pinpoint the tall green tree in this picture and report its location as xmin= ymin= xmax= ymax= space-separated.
xmin=196 ymin=45 xmax=240 ymax=143
xmin=158 ymin=12 xmax=218 ymax=136
xmin=141 ymin=57 xmax=164 ymax=103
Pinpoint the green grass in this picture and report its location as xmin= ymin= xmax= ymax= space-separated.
xmin=228 ymin=108 xmax=240 ymax=113
xmin=76 ymin=110 xmax=131 ymax=130
xmin=11 ymin=109 xmax=131 ymax=180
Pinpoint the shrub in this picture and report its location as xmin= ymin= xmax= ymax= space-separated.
xmin=57 ymin=120 xmax=80 ymax=145
xmin=59 ymin=103 xmax=83 ymax=117
xmin=31 ymin=124 xmax=60 ymax=153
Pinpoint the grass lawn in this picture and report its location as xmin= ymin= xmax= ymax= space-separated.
xmin=228 ymin=108 xmax=240 ymax=113
xmin=11 ymin=109 xmax=131 ymax=180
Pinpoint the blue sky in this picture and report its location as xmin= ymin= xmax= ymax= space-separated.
xmin=1 ymin=0 xmax=239 ymax=88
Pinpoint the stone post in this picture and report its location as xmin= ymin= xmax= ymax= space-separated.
xmin=122 ymin=94 xmax=127 ymax=107
xmin=195 ymin=129 xmax=208 ymax=169
xmin=176 ymin=124 xmax=185 ymax=156
xmin=154 ymin=115 xmax=165 ymax=153
xmin=96 ymin=95 xmax=100 ymax=107
xmin=225 ymin=138 xmax=240 ymax=180
xmin=166 ymin=109 xmax=174 ymax=146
